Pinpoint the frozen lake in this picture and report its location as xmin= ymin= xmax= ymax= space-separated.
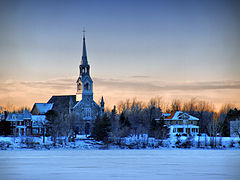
xmin=0 ymin=149 xmax=239 ymax=180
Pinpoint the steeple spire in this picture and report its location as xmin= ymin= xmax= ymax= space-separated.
xmin=100 ymin=96 xmax=105 ymax=107
xmin=81 ymin=28 xmax=88 ymax=67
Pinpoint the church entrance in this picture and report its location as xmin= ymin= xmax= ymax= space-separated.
xmin=85 ymin=123 xmax=90 ymax=135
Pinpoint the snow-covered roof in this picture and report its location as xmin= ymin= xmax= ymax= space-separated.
xmin=34 ymin=103 xmax=54 ymax=114
xmin=32 ymin=115 xmax=46 ymax=121
xmin=164 ymin=111 xmax=199 ymax=121
xmin=23 ymin=109 xmax=32 ymax=119
xmin=163 ymin=113 xmax=171 ymax=118
xmin=32 ymin=115 xmax=47 ymax=127
xmin=6 ymin=113 xmax=24 ymax=121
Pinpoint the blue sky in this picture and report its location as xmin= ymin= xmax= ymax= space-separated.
xmin=0 ymin=0 xmax=240 ymax=110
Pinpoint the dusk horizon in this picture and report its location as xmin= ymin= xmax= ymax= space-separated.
xmin=1 ymin=0 xmax=240 ymax=112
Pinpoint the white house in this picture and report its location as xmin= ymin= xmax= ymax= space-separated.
xmin=159 ymin=111 xmax=200 ymax=136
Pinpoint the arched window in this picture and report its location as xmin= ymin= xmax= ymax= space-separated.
xmin=84 ymin=108 xmax=91 ymax=117
xmin=84 ymin=83 xmax=90 ymax=90
xmin=77 ymin=82 xmax=81 ymax=91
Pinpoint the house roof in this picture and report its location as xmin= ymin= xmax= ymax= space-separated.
xmin=23 ymin=109 xmax=32 ymax=119
xmin=32 ymin=103 xmax=54 ymax=115
xmin=6 ymin=113 xmax=24 ymax=121
xmin=164 ymin=111 xmax=199 ymax=121
xmin=32 ymin=115 xmax=46 ymax=121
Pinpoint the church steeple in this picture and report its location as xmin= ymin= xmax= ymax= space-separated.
xmin=79 ymin=30 xmax=90 ymax=77
xmin=81 ymin=29 xmax=88 ymax=67
xmin=76 ymin=29 xmax=93 ymax=102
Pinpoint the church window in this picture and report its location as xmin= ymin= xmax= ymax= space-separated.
xmin=84 ymin=108 xmax=91 ymax=117
xmin=77 ymin=82 xmax=81 ymax=91
xmin=84 ymin=83 xmax=90 ymax=90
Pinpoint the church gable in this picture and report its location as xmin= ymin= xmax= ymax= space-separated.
xmin=73 ymin=99 xmax=100 ymax=121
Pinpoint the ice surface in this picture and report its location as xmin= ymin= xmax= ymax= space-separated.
xmin=0 ymin=149 xmax=239 ymax=180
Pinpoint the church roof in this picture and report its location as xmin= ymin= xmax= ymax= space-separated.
xmin=47 ymin=95 xmax=77 ymax=114
xmin=73 ymin=99 xmax=100 ymax=111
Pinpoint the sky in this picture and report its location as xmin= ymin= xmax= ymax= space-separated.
xmin=0 ymin=0 xmax=240 ymax=111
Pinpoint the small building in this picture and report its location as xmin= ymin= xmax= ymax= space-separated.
xmin=4 ymin=109 xmax=47 ymax=137
xmin=6 ymin=109 xmax=32 ymax=136
xmin=230 ymin=119 xmax=240 ymax=137
xmin=160 ymin=111 xmax=199 ymax=136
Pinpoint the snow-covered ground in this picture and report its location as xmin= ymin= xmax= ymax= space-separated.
xmin=0 ymin=149 xmax=239 ymax=180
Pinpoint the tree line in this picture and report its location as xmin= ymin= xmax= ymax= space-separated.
xmin=1 ymin=98 xmax=239 ymax=145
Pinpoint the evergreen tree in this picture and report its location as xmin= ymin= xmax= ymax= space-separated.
xmin=0 ymin=120 xmax=11 ymax=136
xmin=118 ymin=112 xmax=131 ymax=137
xmin=119 ymin=112 xmax=131 ymax=129
xmin=92 ymin=114 xmax=111 ymax=142
xmin=149 ymin=117 xmax=169 ymax=139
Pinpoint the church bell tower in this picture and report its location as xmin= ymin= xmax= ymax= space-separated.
xmin=76 ymin=30 xmax=93 ymax=102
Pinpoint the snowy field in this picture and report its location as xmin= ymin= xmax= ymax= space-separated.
xmin=0 ymin=150 xmax=240 ymax=180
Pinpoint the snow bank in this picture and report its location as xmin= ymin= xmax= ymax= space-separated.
xmin=0 ymin=135 xmax=239 ymax=150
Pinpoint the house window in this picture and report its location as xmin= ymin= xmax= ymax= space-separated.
xmin=177 ymin=128 xmax=183 ymax=133
xmin=176 ymin=121 xmax=179 ymax=125
xmin=32 ymin=129 xmax=38 ymax=134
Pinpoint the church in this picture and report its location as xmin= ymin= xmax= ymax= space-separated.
xmin=32 ymin=32 xmax=104 ymax=135
xmin=72 ymin=32 xmax=104 ymax=134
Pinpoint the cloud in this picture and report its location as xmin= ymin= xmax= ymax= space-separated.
xmin=0 ymin=76 xmax=240 ymax=109
xmin=129 ymin=75 xmax=151 ymax=79
xmin=94 ymin=77 xmax=240 ymax=92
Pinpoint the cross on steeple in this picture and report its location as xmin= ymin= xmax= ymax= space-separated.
xmin=82 ymin=28 xmax=86 ymax=38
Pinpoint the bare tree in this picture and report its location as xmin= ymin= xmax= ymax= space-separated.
xmin=170 ymin=99 xmax=182 ymax=112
